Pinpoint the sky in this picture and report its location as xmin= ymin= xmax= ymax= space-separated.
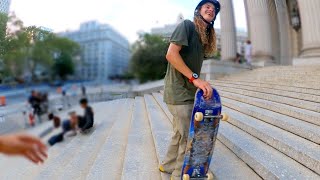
xmin=9 ymin=0 xmax=247 ymax=43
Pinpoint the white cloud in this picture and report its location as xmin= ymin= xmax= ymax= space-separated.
xmin=10 ymin=0 xmax=247 ymax=43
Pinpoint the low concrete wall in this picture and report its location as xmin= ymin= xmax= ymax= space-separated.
xmin=201 ymin=59 xmax=251 ymax=80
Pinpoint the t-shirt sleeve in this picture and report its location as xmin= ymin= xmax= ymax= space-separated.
xmin=170 ymin=20 xmax=191 ymax=46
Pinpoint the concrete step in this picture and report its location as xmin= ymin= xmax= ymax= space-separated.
xmin=4 ymin=105 xmax=90 ymax=179
xmin=1 ymin=127 xmax=87 ymax=180
xmin=0 ymin=106 xmax=85 ymax=179
xmin=226 ymin=66 xmax=320 ymax=78
xmin=220 ymin=91 xmax=320 ymax=127
xmin=146 ymin=94 xmax=261 ymax=179
xmin=144 ymin=94 xmax=174 ymax=180
xmin=121 ymin=97 xmax=161 ymax=180
xmin=223 ymin=106 xmax=320 ymax=174
xmin=32 ymin=101 xmax=120 ymax=179
xmin=86 ymin=99 xmax=134 ymax=180
xmin=35 ymin=128 xmax=109 ymax=179
xmin=220 ymin=76 xmax=319 ymax=89
xmin=245 ymin=67 xmax=320 ymax=77
xmin=212 ymin=79 xmax=320 ymax=96
xmin=220 ymin=67 xmax=320 ymax=88
xmin=252 ymin=65 xmax=320 ymax=72
xmin=226 ymin=72 xmax=320 ymax=81
xmin=152 ymin=93 xmax=173 ymax=123
xmin=210 ymin=140 xmax=262 ymax=180
xmin=214 ymin=81 xmax=320 ymax=103
xmin=218 ymin=122 xmax=320 ymax=179
xmin=221 ymin=97 xmax=320 ymax=145
xmin=216 ymin=85 xmax=320 ymax=113
xmin=61 ymin=99 xmax=134 ymax=180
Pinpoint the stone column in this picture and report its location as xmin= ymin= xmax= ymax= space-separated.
xmin=274 ymin=0 xmax=292 ymax=65
xmin=245 ymin=0 xmax=273 ymax=66
xmin=267 ymin=0 xmax=280 ymax=64
xmin=297 ymin=0 xmax=320 ymax=58
xmin=244 ymin=0 xmax=251 ymax=39
xmin=219 ymin=0 xmax=237 ymax=61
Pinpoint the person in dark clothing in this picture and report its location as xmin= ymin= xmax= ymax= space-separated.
xmin=48 ymin=112 xmax=78 ymax=146
xmin=81 ymin=84 xmax=86 ymax=97
xmin=79 ymin=98 xmax=94 ymax=132
xmin=28 ymin=90 xmax=41 ymax=115
xmin=48 ymin=113 xmax=61 ymax=128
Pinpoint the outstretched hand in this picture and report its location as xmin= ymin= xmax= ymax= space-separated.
xmin=192 ymin=78 xmax=213 ymax=100
xmin=0 ymin=134 xmax=48 ymax=164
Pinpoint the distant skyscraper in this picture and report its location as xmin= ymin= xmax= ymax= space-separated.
xmin=59 ymin=21 xmax=130 ymax=81
xmin=0 ymin=0 xmax=11 ymax=14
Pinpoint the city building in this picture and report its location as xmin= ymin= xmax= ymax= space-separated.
xmin=59 ymin=21 xmax=130 ymax=81
xmin=150 ymin=14 xmax=248 ymax=56
xmin=0 ymin=0 xmax=10 ymax=14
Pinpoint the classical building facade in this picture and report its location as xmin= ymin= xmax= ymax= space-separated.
xmin=0 ymin=0 xmax=10 ymax=14
xmin=221 ymin=0 xmax=320 ymax=66
xmin=59 ymin=21 xmax=130 ymax=81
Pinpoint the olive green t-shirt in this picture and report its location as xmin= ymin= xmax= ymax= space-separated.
xmin=163 ymin=19 xmax=204 ymax=105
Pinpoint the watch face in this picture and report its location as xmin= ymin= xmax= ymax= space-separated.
xmin=193 ymin=73 xmax=199 ymax=79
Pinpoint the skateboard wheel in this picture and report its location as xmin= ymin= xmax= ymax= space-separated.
xmin=221 ymin=113 xmax=229 ymax=121
xmin=183 ymin=174 xmax=190 ymax=180
xmin=206 ymin=172 xmax=214 ymax=180
xmin=194 ymin=112 xmax=203 ymax=121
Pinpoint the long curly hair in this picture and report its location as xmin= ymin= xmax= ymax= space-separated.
xmin=194 ymin=16 xmax=217 ymax=57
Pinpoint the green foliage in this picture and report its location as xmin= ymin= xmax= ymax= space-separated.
xmin=130 ymin=34 xmax=169 ymax=83
xmin=212 ymin=50 xmax=221 ymax=60
xmin=53 ymin=52 xmax=75 ymax=80
xmin=0 ymin=13 xmax=8 ymax=56
xmin=49 ymin=36 xmax=80 ymax=80
xmin=0 ymin=13 xmax=80 ymax=83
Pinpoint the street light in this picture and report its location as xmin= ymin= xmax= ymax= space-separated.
xmin=290 ymin=1 xmax=301 ymax=32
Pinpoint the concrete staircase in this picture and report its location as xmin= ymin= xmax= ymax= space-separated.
xmin=0 ymin=65 xmax=319 ymax=180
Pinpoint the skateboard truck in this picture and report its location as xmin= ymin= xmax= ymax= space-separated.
xmin=183 ymin=172 xmax=214 ymax=180
xmin=195 ymin=112 xmax=229 ymax=122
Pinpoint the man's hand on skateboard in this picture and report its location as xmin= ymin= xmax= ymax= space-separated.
xmin=192 ymin=79 xmax=213 ymax=100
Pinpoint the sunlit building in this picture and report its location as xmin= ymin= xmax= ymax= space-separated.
xmin=59 ymin=21 xmax=130 ymax=81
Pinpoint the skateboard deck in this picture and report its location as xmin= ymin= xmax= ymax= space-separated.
xmin=181 ymin=88 xmax=227 ymax=180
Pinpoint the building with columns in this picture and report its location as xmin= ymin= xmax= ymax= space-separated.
xmin=0 ymin=0 xmax=10 ymax=14
xmin=220 ymin=0 xmax=320 ymax=66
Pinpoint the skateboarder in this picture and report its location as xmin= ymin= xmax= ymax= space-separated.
xmin=160 ymin=0 xmax=220 ymax=179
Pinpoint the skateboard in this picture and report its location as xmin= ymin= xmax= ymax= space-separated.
xmin=181 ymin=88 xmax=228 ymax=180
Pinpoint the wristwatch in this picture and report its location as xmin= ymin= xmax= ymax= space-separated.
xmin=189 ymin=73 xmax=199 ymax=83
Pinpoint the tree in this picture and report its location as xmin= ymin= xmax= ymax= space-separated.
xmin=0 ymin=13 xmax=27 ymax=80
xmin=53 ymin=52 xmax=74 ymax=80
xmin=50 ymin=37 xmax=80 ymax=80
xmin=0 ymin=13 xmax=8 ymax=56
xmin=130 ymin=34 xmax=169 ymax=83
xmin=0 ymin=13 xmax=80 ymax=83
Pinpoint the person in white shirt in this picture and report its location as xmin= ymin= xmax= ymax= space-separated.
xmin=245 ymin=40 xmax=252 ymax=67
